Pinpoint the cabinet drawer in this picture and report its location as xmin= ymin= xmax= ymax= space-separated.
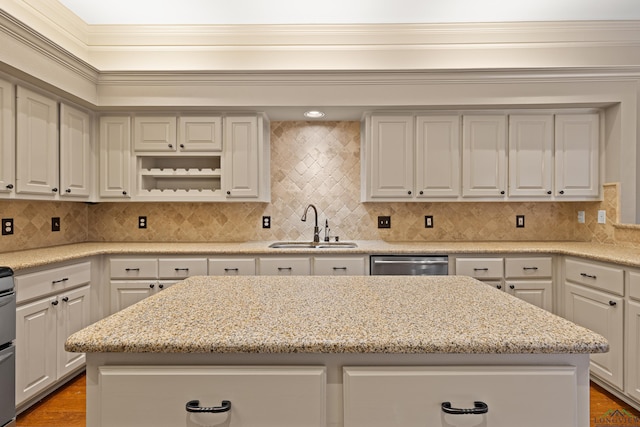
xmin=208 ymin=258 xmax=256 ymax=276
xmin=110 ymin=259 xmax=158 ymax=279
xmin=313 ymin=256 xmax=366 ymax=276
xmin=258 ymin=257 xmax=311 ymax=275
xmin=158 ymin=258 xmax=207 ymax=279
xmin=505 ymin=257 xmax=552 ymax=278
xmin=16 ymin=262 xmax=91 ymax=303
xmin=629 ymin=270 xmax=640 ymax=301
xmin=344 ymin=366 xmax=578 ymax=427
xmin=455 ymin=258 xmax=504 ymax=279
xmin=98 ymin=366 xmax=326 ymax=427
xmin=564 ymin=258 xmax=623 ymax=296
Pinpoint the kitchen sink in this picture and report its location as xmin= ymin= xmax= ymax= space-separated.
xmin=268 ymin=241 xmax=358 ymax=249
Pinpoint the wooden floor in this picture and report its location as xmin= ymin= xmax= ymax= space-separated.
xmin=15 ymin=373 xmax=640 ymax=427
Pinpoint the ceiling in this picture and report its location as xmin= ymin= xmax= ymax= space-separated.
xmin=57 ymin=0 xmax=640 ymax=25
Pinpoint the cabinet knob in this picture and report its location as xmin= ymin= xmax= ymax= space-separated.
xmin=5 ymin=184 xmax=13 ymax=189
xmin=609 ymin=300 xmax=617 ymax=306
xmin=168 ymin=144 xmax=173 ymax=148
xmin=226 ymin=191 xmax=231 ymax=195
xmin=51 ymin=300 xmax=59 ymax=306
xmin=122 ymin=191 xmax=128 ymax=196
xmin=408 ymin=190 xmax=412 ymax=195
xmin=180 ymin=144 xmax=185 ymax=149
xmin=496 ymin=285 xmax=502 ymax=289
xmin=159 ymin=284 xmax=164 ymax=289
xmin=149 ymin=284 xmax=155 ymax=289
xmin=559 ymin=190 xmax=565 ymax=195
xmin=419 ymin=191 xmax=424 ymax=195
xmin=547 ymin=190 xmax=552 ymax=195
xmin=65 ymin=189 xmax=71 ymax=193
xmin=509 ymin=284 xmax=515 ymax=289
xmin=62 ymin=296 xmax=69 ymax=302
xmin=52 ymin=187 xmax=58 ymax=193
xmin=500 ymin=191 xmax=505 ymax=195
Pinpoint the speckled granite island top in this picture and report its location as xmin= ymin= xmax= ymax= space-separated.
xmin=66 ymin=275 xmax=608 ymax=355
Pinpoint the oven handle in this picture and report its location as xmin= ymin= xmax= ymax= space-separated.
xmin=372 ymin=260 xmax=448 ymax=265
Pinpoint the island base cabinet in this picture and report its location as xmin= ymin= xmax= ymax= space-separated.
xmin=344 ymin=366 xmax=579 ymax=427
xmin=97 ymin=366 xmax=326 ymax=427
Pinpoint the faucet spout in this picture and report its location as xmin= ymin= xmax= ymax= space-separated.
xmin=301 ymin=204 xmax=320 ymax=243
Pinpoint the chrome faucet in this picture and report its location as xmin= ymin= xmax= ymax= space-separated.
xmin=301 ymin=204 xmax=320 ymax=243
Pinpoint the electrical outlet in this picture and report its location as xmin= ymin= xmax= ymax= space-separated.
xmin=516 ymin=215 xmax=525 ymax=228
xmin=138 ymin=216 xmax=147 ymax=229
xmin=262 ymin=216 xmax=271 ymax=229
xmin=377 ymin=216 xmax=391 ymax=229
xmin=51 ymin=217 xmax=60 ymax=232
xmin=425 ymin=215 xmax=433 ymax=228
xmin=2 ymin=218 xmax=13 ymax=235
xmin=597 ymin=210 xmax=606 ymax=224
xmin=577 ymin=211 xmax=585 ymax=224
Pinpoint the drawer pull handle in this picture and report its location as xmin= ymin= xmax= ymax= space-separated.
xmin=125 ymin=268 xmax=140 ymax=272
xmin=224 ymin=268 xmax=239 ymax=272
xmin=186 ymin=400 xmax=231 ymax=413
xmin=174 ymin=268 xmax=190 ymax=271
xmin=278 ymin=267 xmax=292 ymax=271
xmin=609 ymin=300 xmax=617 ymax=306
xmin=523 ymin=267 xmax=538 ymax=271
xmin=52 ymin=278 xmax=69 ymax=284
xmin=473 ymin=268 xmax=489 ymax=271
xmin=580 ymin=273 xmax=597 ymax=279
xmin=333 ymin=267 xmax=347 ymax=270
xmin=441 ymin=401 xmax=488 ymax=415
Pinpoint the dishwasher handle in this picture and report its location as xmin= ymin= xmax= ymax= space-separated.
xmin=372 ymin=259 xmax=448 ymax=265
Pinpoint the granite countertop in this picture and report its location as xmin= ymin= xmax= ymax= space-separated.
xmin=65 ymin=275 xmax=608 ymax=355
xmin=4 ymin=240 xmax=640 ymax=271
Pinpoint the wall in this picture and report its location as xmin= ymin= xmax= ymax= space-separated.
xmin=1 ymin=121 xmax=629 ymax=254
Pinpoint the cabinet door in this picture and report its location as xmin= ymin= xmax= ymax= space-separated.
xmin=109 ymin=281 xmax=156 ymax=314
xmin=415 ymin=115 xmax=460 ymax=198
xmin=178 ymin=116 xmax=222 ymax=152
xmin=555 ymin=114 xmax=599 ymax=198
xmin=16 ymin=86 xmax=59 ymax=196
xmin=368 ymin=115 xmax=414 ymax=198
xmin=224 ymin=116 xmax=259 ymax=198
xmin=0 ymin=79 xmax=14 ymax=194
xmin=627 ymin=300 xmax=640 ymax=402
xmin=134 ymin=116 xmax=177 ymax=152
xmin=462 ymin=115 xmax=507 ymax=198
xmin=60 ymin=104 xmax=91 ymax=198
xmin=15 ymin=297 xmax=57 ymax=405
xmin=564 ymin=282 xmax=623 ymax=390
xmin=508 ymin=115 xmax=553 ymax=197
xmin=100 ymin=116 xmax=131 ymax=198
xmin=258 ymin=257 xmax=311 ymax=275
xmin=506 ymin=280 xmax=552 ymax=311
xmin=57 ymin=285 xmax=90 ymax=378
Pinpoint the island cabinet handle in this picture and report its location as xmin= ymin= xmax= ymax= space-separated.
xmin=580 ymin=273 xmax=597 ymax=279
xmin=441 ymin=401 xmax=488 ymax=415
xmin=186 ymin=400 xmax=231 ymax=413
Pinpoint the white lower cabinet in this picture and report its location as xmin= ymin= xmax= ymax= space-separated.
xmin=208 ymin=257 xmax=256 ymax=275
xmin=627 ymin=299 xmax=640 ymax=402
xmin=16 ymin=284 xmax=90 ymax=405
xmin=258 ymin=257 xmax=311 ymax=275
xmin=343 ymin=366 xmax=578 ymax=427
xmin=313 ymin=256 xmax=366 ymax=275
xmin=98 ymin=366 xmax=326 ymax=427
xmin=506 ymin=281 xmax=552 ymax=311
xmin=564 ymin=282 xmax=623 ymax=390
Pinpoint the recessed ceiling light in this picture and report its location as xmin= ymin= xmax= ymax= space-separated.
xmin=304 ymin=110 xmax=325 ymax=119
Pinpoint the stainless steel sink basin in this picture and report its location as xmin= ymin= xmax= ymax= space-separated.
xmin=269 ymin=241 xmax=358 ymax=249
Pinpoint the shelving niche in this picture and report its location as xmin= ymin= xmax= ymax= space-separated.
xmin=137 ymin=156 xmax=223 ymax=199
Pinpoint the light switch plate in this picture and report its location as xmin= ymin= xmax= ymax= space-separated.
xmin=597 ymin=210 xmax=606 ymax=224
xmin=516 ymin=215 xmax=525 ymax=228
xmin=577 ymin=211 xmax=585 ymax=223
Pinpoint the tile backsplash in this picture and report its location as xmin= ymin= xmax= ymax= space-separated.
xmin=0 ymin=120 xmax=629 ymax=253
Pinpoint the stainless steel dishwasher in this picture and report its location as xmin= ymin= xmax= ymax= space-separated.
xmin=370 ymin=255 xmax=448 ymax=275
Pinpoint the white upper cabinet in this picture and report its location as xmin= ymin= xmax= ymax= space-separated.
xmin=508 ymin=114 xmax=554 ymax=198
xmin=0 ymin=79 xmax=14 ymax=195
xmin=133 ymin=116 xmax=177 ymax=152
xmin=60 ymin=104 xmax=91 ymax=198
xmin=178 ymin=116 xmax=222 ymax=152
xmin=415 ymin=115 xmax=460 ymax=198
xmin=16 ymin=86 xmax=59 ymax=196
xmin=462 ymin=115 xmax=507 ymax=198
xmin=99 ymin=116 xmax=131 ymax=198
xmin=223 ymin=115 xmax=261 ymax=199
xmin=555 ymin=113 xmax=600 ymax=198
xmin=365 ymin=115 xmax=414 ymax=199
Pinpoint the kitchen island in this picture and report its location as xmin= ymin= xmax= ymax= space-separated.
xmin=66 ymin=275 xmax=608 ymax=427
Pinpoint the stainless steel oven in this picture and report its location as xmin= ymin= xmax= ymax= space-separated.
xmin=370 ymin=255 xmax=449 ymax=275
xmin=0 ymin=267 xmax=15 ymax=427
